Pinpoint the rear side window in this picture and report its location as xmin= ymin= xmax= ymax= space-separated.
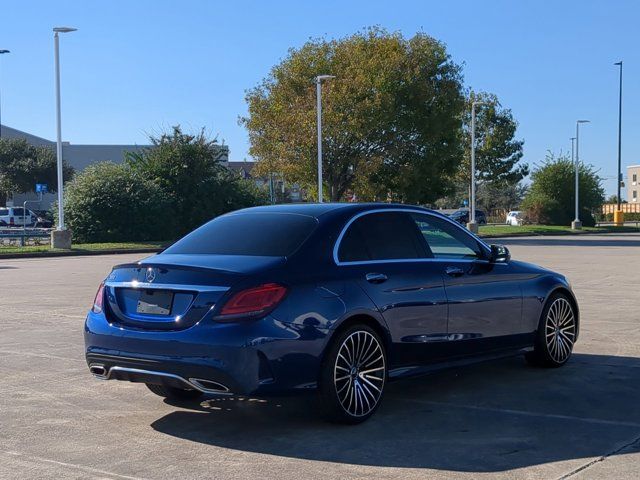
xmin=164 ymin=212 xmax=317 ymax=257
xmin=338 ymin=212 xmax=426 ymax=262
xmin=0 ymin=209 xmax=8 ymax=216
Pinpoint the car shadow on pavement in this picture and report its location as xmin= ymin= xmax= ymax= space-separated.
xmin=151 ymin=353 xmax=640 ymax=472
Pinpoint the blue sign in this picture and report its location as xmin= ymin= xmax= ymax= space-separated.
xmin=35 ymin=183 xmax=48 ymax=193
xmin=463 ymin=199 xmax=468 ymax=207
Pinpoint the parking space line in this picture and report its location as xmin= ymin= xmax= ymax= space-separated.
xmin=2 ymin=450 xmax=151 ymax=480
xmin=399 ymin=399 xmax=640 ymax=428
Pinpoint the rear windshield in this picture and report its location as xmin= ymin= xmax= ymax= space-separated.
xmin=164 ymin=212 xmax=318 ymax=257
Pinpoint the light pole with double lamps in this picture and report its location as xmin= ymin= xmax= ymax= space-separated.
xmin=572 ymin=120 xmax=590 ymax=230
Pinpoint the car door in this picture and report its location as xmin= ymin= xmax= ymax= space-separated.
xmin=335 ymin=210 xmax=449 ymax=365
xmin=410 ymin=212 xmax=524 ymax=355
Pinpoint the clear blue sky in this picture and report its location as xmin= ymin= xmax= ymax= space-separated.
xmin=1 ymin=0 xmax=638 ymax=197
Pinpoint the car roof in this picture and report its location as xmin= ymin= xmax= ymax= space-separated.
xmin=229 ymin=203 xmax=437 ymax=219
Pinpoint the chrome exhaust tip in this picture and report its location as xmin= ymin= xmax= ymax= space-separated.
xmin=89 ymin=364 xmax=108 ymax=378
xmin=189 ymin=378 xmax=230 ymax=394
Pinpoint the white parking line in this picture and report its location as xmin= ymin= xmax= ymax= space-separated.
xmin=2 ymin=451 xmax=151 ymax=480
xmin=399 ymin=398 xmax=640 ymax=428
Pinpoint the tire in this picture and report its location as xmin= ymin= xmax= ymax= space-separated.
xmin=525 ymin=292 xmax=577 ymax=368
xmin=145 ymin=383 xmax=204 ymax=401
xmin=318 ymin=324 xmax=387 ymax=424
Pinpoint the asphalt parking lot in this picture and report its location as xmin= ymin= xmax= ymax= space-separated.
xmin=1 ymin=233 xmax=639 ymax=480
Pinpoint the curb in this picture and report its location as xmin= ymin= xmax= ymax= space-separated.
xmin=0 ymin=248 xmax=163 ymax=260
xmin=479 ymin=229 xmax=639 ymax=239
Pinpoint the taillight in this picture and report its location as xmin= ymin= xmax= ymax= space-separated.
xmin=218 ymin=283 xmax=287 ymax=320
xmin=92 ymin=283 xmax=105 ymax=313
xmin=9 ymin=217 xmax=14 ymax=225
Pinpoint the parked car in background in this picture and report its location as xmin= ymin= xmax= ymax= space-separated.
xmin=33 ymin=210 xmax=54 ymax=228
xmin=0 ymin=207 xmax=38 ymax=227
xmin=84 ymin=203 xmax=578 ymax=424
xmin=448 ymin=208 xmax=487 ymax=225
xmin=506 ymin=211 xmax=523 ymax=226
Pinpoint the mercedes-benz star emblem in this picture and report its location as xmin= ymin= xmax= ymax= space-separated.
xmin=145 ymin=268 xmax=157 ymax=283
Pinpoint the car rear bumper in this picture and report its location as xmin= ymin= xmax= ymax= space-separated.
xmin=84 ymin=311 xmax=331 ymax=396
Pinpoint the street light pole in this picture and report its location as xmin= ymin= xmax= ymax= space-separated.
xmin=315 ymin=74 xmax=335 ymax=203
xmin=51 ymin=27 xmax=76 ymax=249
xmin=614 ymin=61 xmax=624 ymax=225
xmin=0 ymin=49 xmax=10 ymax=139
xmin=572 ymin=120 xmax=590 ymax=230
xmin=53 ymin=27 xmax=76 ymax=232
xmin=468 ymin=100 xmax=487 ymax=233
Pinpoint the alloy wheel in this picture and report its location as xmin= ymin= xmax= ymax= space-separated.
xmin=545 ymin=297 xmax=576 ymax=363
xmin=333 ymin=330 xmax=385 ymax=417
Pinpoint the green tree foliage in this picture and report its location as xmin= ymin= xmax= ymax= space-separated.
xmin=127 ymin=126 xmax=267 ymax=237
xmin=0 ymin=138 xmax=73 ymax=204
xmin=521 ymin=152 xmax=604 ymax=226
xmin=242 ymin=28 xmax=466 ymax=203
xmin=476 ymin=181 xmax=528 ymax=211
xmin=459 ymin=92 xmax=527 ymax=185
xmin=64 ymin=162 xmax=169 ymax=242
xmin=65 ymin=127 xmax=267 ymax=242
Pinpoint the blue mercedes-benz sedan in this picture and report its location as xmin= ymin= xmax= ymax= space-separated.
xmin=85 ymin=203 xmax=579 ymax=423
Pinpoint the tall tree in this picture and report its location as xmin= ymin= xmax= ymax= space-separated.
xmin=459 ymin=92 xmax=527 ymax=185
xmin=0 ymin=138 xmax=73 ymax=205
xmin=242 ymin=28 xmax=466 ymax=203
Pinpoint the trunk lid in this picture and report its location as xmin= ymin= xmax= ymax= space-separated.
xmin=103 ymin=254 xmax=285 ymax=330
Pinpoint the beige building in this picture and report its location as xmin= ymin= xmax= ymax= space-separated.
xmin=628 ymin=165 xmax=640 ymax=203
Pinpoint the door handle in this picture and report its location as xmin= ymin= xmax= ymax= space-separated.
xmin=445 ymin=266 xmax=465 ymax=277
xmin=365 ymin=272 xmax=388 ymax=284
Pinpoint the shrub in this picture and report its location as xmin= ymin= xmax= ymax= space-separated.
xmin=127 ymin=126 xmax=268 ymax=238
xmin=64 ymin=162 xmax=170 ymax=243
xmin=521 ymin=153 xmax=604 ymax=227
xmin=602 ymin=212 xmax=640 ymax=222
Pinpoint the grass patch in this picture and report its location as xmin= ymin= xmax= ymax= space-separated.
xmin=479 ymin=224 xmax=640 ymax=237
xmin=0 ymin=241 xmax=167 ymax=255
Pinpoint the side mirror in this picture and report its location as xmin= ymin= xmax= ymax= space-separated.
xmin=489 ymin=244 xmax=510 ymax=263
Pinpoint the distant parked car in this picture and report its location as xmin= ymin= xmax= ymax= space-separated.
xmin=448 ymin=209 xmax=487 ymax=225
xmin=506 ymin=211 xmax=523 ymax=226
xmin=0 ymin=207 xmax=38 ymax=227
xmin=33 ymin=210 xmax=54 ymax=228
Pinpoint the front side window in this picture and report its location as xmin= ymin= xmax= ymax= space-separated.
xmin=411 ymin=213 xmax=483 ymax=259
xmin=338 ymin=212 xmax=426 ymax=262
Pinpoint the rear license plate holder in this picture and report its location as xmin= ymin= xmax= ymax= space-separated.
xmin=136 ymin=290 xmax=173 ymax=315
